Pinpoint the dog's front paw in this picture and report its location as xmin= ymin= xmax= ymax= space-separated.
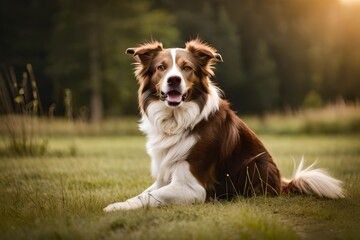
xmin=103 ymin=202 xmax=130 ymax=212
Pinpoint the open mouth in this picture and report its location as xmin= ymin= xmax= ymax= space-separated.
xmin=161 ymin=90 xmax=188 ymax=107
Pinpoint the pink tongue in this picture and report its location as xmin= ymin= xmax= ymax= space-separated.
xmin=167 ymin=92 xmax=182 ymax=103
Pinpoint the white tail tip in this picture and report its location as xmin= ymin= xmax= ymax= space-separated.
xmin=291 ymin=158 xmax=345 ymax=199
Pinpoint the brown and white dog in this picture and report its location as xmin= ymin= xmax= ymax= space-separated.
xmin=104 ymin=39 xmax=344 ymax=212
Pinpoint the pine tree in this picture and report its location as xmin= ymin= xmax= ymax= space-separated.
xmin=245 ymin=40 xmax=279 ymax=114
xmin=47 ymin=0 xmax=179 ymax=118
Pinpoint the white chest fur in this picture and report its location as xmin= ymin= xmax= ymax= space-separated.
xmin=139 ymin=83 xmax=220 ymax=185
xmin=139 ymin=101 xmax=200 ymax=184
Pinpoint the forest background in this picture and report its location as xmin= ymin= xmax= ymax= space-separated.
xmin=1 ymin=0 xmax=359 ymax=121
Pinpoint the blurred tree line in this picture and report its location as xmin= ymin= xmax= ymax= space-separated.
xmin=1 ymin=0 xmax=359 ymax=120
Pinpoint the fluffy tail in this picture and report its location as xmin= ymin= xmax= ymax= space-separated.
xmin=281 ymin=158 xmax=344 ymax=199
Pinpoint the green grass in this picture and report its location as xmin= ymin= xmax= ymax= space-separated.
xmin=0 ymin=134 xmax=359 ymax=240
xmin=242 ymin=101 xmax=360 ymax=135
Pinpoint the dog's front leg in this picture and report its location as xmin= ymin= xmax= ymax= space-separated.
xmin=103 ymin=182 xmax=159 ymax=212
xmin=103 ymin=162 xmax=206 ymax=212
xmin=141 ymin=182 xmax=159 ymax=194
xmin=103 ymin=182 xmax=205 ymax=212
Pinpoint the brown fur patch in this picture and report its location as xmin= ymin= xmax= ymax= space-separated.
xmin=187 ymin=100 xmax=281 ymax=199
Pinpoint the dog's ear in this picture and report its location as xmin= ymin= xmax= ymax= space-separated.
xmin=125 ymin=41 xmax=163 ymax=65
xmin=185 ymin=38 xmax=222 ymax=76
xmin=126 ymin=41 xmax=163 ymax=79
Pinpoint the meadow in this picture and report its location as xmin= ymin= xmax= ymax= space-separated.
xmin=0 ymin=113 xmax=360 ymax=239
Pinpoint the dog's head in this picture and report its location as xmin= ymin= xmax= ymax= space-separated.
xmin=126 ymin=39 xmax=223 ymax=112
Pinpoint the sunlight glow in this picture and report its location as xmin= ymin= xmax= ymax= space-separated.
xmin=341 ymin=0 xmax=360 ymax=5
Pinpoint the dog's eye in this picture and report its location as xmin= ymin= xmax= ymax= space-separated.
xmin=157 ymin=65 xmax=166 ymax=71
xmin=183 ymin=66 xmax=192 ymax=72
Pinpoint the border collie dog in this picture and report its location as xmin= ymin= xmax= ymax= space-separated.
xmin=104 ymin=39 xmax=344 ymax=212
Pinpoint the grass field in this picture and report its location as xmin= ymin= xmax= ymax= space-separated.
xmin=0 ymin=133 xmax=359 ymax=240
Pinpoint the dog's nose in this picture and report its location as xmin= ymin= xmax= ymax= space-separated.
xmin=167 ymin=76 xmax=181 ymax=88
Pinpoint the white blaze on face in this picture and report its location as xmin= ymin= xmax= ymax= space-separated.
xmin=161 ymin=48 xmax=187 ymax=106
